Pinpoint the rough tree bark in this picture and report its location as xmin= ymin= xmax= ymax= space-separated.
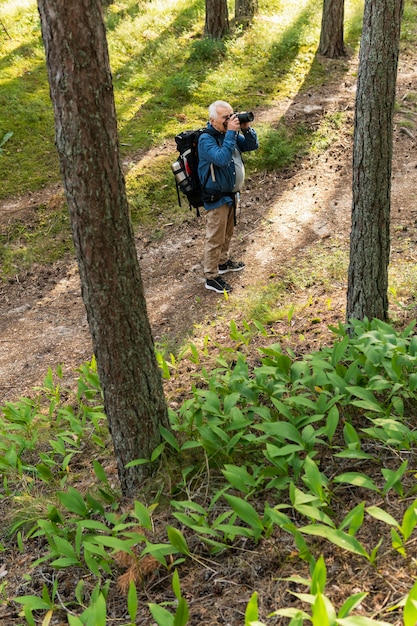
xmin=235 ymin=0 xmax=258 ymax=24
xmin=346 ymin=0 xmax=404 ymax=322
xmin=37 ymin=0 xmax=169 ymax=497
xmin=205 ymin=0 xmax=229 ymax=38
xmin=318 ymin=0 xmax=346 ymax=58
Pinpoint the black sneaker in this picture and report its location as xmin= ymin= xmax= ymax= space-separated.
xmin=205 ymin=276 xmax=232 ymax=293
xmin=218 ymin=259 xmax=245 ymax=275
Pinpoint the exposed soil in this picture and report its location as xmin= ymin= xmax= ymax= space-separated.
xmin=1 ymin=50 xmax=417 ymax=624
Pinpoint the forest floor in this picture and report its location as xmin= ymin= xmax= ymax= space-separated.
xmin=1 ymin=48 xmax=417 ymax=624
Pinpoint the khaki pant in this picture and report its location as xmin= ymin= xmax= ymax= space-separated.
xmin=204 ymin=202 xmax=235 ymax=279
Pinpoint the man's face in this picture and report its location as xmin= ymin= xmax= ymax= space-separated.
xmin=210 ymin=104 xmax=233 ymax=133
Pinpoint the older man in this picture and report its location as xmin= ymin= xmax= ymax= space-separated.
xmin=198 ymin=100 xmax=259 ymax=293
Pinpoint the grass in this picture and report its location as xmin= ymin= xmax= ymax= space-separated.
xmin=0 ymin=0 xmax=369 ymax=273
xmin=1 ymin=0 xmax=416 ymax=315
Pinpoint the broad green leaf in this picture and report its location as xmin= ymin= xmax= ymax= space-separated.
xmin=53 ymin=535 xmax=78 ymax=560
xmin=89 ymin=592 xmax=107 ymax=626
xmin=343 ymin=423 xmax=360 ymax=446
xmin=92 ymin=536 xmax=135 ymax=555
xmin=289 ymin=396 xmax=318 ymax=411
xmin=245 ymin=592 xmax=259 ymax=625
xmin=331 ymin=336 xmax=350 ymax=366
xmin=403 ymin=580 xmax=417 ymax=626
xmin=174 ymin=597 xmax=189 ymax=626
xmin=0 ymin=131 xmax=13 ymax=148
xmin=141 ymin=543 xmax=173 ymax=566
xmin=151 ymin=442 xmax=165 ymax=462
xmin=171 ymin=500 xmax=207 ymax=515
xmin=310 ymin=555 xmax=326 ymax=595
xmin=391 ymin=528 xmax=406 ymax=557
xmin=325 ymin=405 xmax=339 ymax=443
xmin=265 ymin=443 xmax=303 ymax=458
xmin=149 ymin=603 xmax=175 ymax=626
xmin=14 ymin=596 xmax=53 ymax=610
xmin=339 ymin=502 xmax=365 ymax=536
xmin=133 ymin=500 xmax=153 ymax=530
xmin=333 ymin=472 xmax=379 ymax=492
xmin=51 ymin=556 xmax=80 ymax=568
xmin=338 ymin=593 xmax=368 ymax=619
xmin=76 ymin=519 xmax=109 ymax=532
xmin=172 ymin=569 xmax=181 ymax=601
xmin=92 ymin=460 xmax=109 ymax=484
xmin=125 ymin=457 xmax=150 ymax=467
xmin=401 ymin=499 xmax=417 ymax=541
xmin=68 ymin=616 xmax=84 ymax=626
xmin=160 ymin=425 xmax=180 ymax=451
xmin=222 ymin=465 xmax=258 ymax=493
xmin=312 ymin=590 xmax=335 ymax=626
xmin=300 ymin=525 xmax=369 ymax=558
xmin=382 ymin=461 xmax=407 ymax=495
xmin=167 ymin=527 xmax=190 ymax=556
xmin=336 ymin=617 xmax=391 ymax=625
xmin=224 ymin=494 xmax=264 ymax=534
xmin=345 ymin=386 xmax=385 ymax=412
xmin=216 ymin=523 xmax=258 ymax=540
xmin=272 ymin=608 xmax=310 ymax=621
xmin=83 ymin=546 xmax=104 ymax=577
xmin=303 ymin=456 xmax=327 ymax=501
xmin=75 ymin=580 xmax=85 ymax=605
xmin=294 ymin=504 xmax=334 ymax=527
xmin=366 ymin=506 xmax=400 ymax=529
xmin=224 ymin=392 xmax=241 ymax=415
xmin=264 ymin=506 xmax=293 ymax=529
xmin=128 ymin=581 xmax=138 ymax=622
xmin=36 ymin=463 xmax=53 ymax=482
xmin=180 ymin=440 xmax=202 ymax=450
xmin=334 ymin=450 xmax=375 ymax=460
xmin=57 ymin=487 xmax=88 ymax=517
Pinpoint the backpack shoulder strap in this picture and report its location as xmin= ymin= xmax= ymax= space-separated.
xmin=199 ymin=127 xmax=221 ymax=188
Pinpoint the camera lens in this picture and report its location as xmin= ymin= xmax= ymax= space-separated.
xmin=236 ymin=111 xmax=254 ymax=124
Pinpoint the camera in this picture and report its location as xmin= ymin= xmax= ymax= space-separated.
xmin=236 ymin=111 xmax=254 ymax=124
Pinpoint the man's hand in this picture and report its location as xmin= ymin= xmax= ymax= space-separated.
xmin=226 ymin=114 xmax=240 ymax=132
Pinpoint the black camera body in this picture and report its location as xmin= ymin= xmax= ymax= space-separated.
xmin=236 ymin=111 xmax=254 ymax=124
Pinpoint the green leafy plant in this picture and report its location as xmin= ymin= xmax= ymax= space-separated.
xmin=148 ymin=569 xmax=189 ymax=626
xmin=0 ymin=131 xmax=13 ymax=155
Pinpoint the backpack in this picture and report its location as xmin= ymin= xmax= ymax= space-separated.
xmin=171 ymin=127 xmax=218 ymax=216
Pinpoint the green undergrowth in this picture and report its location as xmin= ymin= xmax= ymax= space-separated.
xmin=2 ymin=318 xmax=417 ymax=624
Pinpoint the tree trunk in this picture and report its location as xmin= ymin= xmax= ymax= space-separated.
xmin=318 ymin=0 xmax=346 ymax=58
xmin=235 ymin=0 xmax=258 ymax=24
xmin=205 ymin=0 xmax=229 ymax=38
xmin=346 ymin=0 xmax=404 ymax=323
xmin=37 ymin=0 xmax=169 ymax=497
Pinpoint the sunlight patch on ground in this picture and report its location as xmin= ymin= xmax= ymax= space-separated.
xmin=1 ymin=0 xmax=34 ymax=16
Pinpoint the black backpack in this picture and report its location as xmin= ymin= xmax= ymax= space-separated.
xmin=171 ymin=127 xmax=219 ymax=216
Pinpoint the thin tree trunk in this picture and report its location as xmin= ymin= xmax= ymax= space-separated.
xmin=318 ymin=0 xmax=346 ymax=58
xmin=205 ymin=0 xmax=229 ymax=38
xmin=346 ymin=0 xmax=404 ymax=322
xmin=37 ymin=0 xmax=169 ymax=497
xmin=235 ymin=0 xmax=258 ymax=23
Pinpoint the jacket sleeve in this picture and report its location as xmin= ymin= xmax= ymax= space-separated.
xmin=198 ymin=130 xmax=237 ymax=167
xmin=237 ymin=127 xmax=259 ymax=152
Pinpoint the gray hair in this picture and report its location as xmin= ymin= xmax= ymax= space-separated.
xmin=209 ymin=100 xmax=232 ymax=120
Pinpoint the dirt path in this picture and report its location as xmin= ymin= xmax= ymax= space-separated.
xmin=1 ymin=53 xmax=417 ymax=403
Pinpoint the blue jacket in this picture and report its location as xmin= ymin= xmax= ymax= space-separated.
xmin=197 ymin=122 xmax=259 ymax=210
